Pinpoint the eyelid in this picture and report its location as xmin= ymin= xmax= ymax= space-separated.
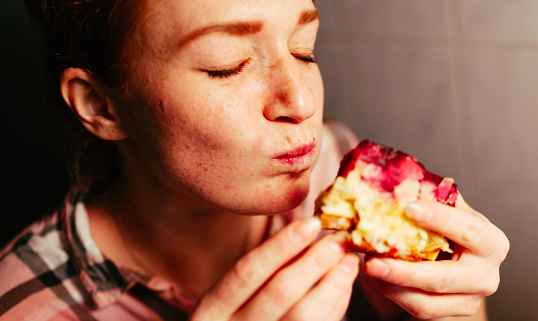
xmin=292 ymin=53 xmax=317 ymax=63
xmin=203 ymin=58 xmax=251 ymax=79
xmin=201 ymin=51 xmax=316 ymax=79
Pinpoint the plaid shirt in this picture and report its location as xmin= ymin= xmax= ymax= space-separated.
xmin=0 ymin=121 xmax=396 ymax=321
xmin=0 ymin=190 xmax=194 ymax=320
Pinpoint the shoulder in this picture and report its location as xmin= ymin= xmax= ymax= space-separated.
xmin=0 ymin=210 xmax=90 ymax=320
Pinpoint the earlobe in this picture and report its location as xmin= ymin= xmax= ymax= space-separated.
xmin=60 ymin=68 xmax=129 ymax=141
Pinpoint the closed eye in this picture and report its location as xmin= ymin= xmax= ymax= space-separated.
xmin=204 ymin=59 xmax=250 ymax=79
xmin=292 ymin=53 xmax=317 ymax=64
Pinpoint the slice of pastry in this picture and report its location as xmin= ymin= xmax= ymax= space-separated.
xmin=314 ymin=140 xmax=458 ymax=261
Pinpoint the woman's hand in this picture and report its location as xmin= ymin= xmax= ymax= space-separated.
xmin=364 ymin=197 xmax=510 ymax=320
xmin=189 ymin=217 xmax=360 ymax=321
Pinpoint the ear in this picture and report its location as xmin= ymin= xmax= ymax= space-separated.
xmin=60 ymin=67 xmax=129 ymax=141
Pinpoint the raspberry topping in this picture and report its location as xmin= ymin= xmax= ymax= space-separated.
xmin=316 ymin=140 xmax=458 ymax=260
xmin=337 ymin=140 xmax=458 ymax=206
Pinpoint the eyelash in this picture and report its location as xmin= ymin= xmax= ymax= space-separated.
xmin=206 ymin=59 xmax=249 ymax=79
xmin=292 ymin=53 xmax=317 ymax=64
xmin=204 ymin=53 xmax=317 ymax=79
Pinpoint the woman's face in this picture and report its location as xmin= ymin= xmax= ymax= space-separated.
xmin=118 ymin=0 xmax=324 ymax=214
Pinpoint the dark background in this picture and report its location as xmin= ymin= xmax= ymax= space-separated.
xmin=1 ymin=0 xmax=69 ymax=246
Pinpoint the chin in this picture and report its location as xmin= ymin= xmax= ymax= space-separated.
xmin=185 ymin=166 xmax=314 ymax=216
xmin=246 ymin=176 xmax=312 ymax=215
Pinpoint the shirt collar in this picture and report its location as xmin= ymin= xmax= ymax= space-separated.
xmin=60 ymin=191 xmax=151 ymax=308
xmin=60 ymin=190 xmax=298 ymax=311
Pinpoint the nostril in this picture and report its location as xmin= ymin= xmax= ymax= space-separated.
xmin=262 ymin=61 xmax=317 ymax=123
xmin=274 ymin=116 xmax=300 ymax=124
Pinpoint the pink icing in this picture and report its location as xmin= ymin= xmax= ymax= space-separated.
xmin=337 ymin=140 xmax=458 ymax=206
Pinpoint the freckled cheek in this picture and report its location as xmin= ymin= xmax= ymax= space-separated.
xmin=309 ymin=69 xmax=324 ymax=110
xmin=144 ymin=113 xmax=254 ymax=182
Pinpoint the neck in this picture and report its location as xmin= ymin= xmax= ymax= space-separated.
xmin=87 ymin=159 xmax=269 ymax=300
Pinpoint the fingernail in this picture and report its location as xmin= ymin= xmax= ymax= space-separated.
xmin=406 ymin=202 xmax=433 ymax=222
xmin=329 ymin=240 xmax=346 ymax=254
xmin=328 ymin=232 xmax=348 ymax=254
xmin=291 ymin=216 xmax=321 ymax=243
xmin=366 ymin=259 xmax=390 ymax=278
xmin=339 ymin=253 xmax=360 ymax=275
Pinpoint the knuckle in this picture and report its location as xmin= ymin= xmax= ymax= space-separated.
xmin=430 ymin=277 xmax=451 ymax=294
xmin=484 ymin=225 xmax=510 ymax=261
xmin=231 ymin=254 xmax=258 ymax=289
xmin=464 ymin=298 xmax=483 ymax=316
xmin=415 ymin=309 xmax=436 ymax=320
xmin=408 ymin=302 xmax=436 ymax=320
xmin=266 ymin=278 xmax=297 ymax=304
xmin=495 ymin=231 xmax=510 ymax=262
xmin=482 ymin=273 xmax=500 ymax=297
xmin=460 ymin=223 xmax=479 ymax=245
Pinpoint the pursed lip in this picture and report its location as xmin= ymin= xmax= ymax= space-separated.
xmin=274 ymin=142 xmax=316 ymax=165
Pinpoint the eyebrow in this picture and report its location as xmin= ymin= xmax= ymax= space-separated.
xmin=177 ymin=21 xmax=263 ymax=48
xmin=177 ymin=9 xmax=320 ymax=49
xmin=298 ymin=9 xmax=319 ymax=25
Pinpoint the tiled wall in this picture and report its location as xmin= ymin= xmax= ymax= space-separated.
xmin=314 ymin=1 xmax=538 ymax=320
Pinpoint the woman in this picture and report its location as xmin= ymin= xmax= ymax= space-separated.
xmin=0 ymin=0 xmax=508 ymax=320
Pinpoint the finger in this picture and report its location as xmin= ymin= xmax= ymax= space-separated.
xmin=235 ymin=232 xmax=348 ymax=320
xmin=191 ymin=217 xmax=321 ymax=320
xmin=455 ymin=194 xmax=486 ymax=219
xmin=364 ymin=257 xmax=499 ymax=296
xmin=283 ymin=253 xmax=359 ymax=321
xmin=405 ymin=200 xmax=505 ymax=258
xmin=374 ymin=279 xmax=484 ymax=319
xmin=325 ymin=287 xmax=354 ymax=321
xmin=456 ymin=195 xmax=510 ymax=263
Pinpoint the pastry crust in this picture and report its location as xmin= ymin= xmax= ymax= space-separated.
xmin=315 ymin=140 xmax=457 ymax=261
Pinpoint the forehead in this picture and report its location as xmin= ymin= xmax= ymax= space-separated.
xmin=141 ymin=0 xmax=317 ymax=41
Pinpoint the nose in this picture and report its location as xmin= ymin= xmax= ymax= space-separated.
xmin=262 ymin=56 xmax=317 ymax=123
